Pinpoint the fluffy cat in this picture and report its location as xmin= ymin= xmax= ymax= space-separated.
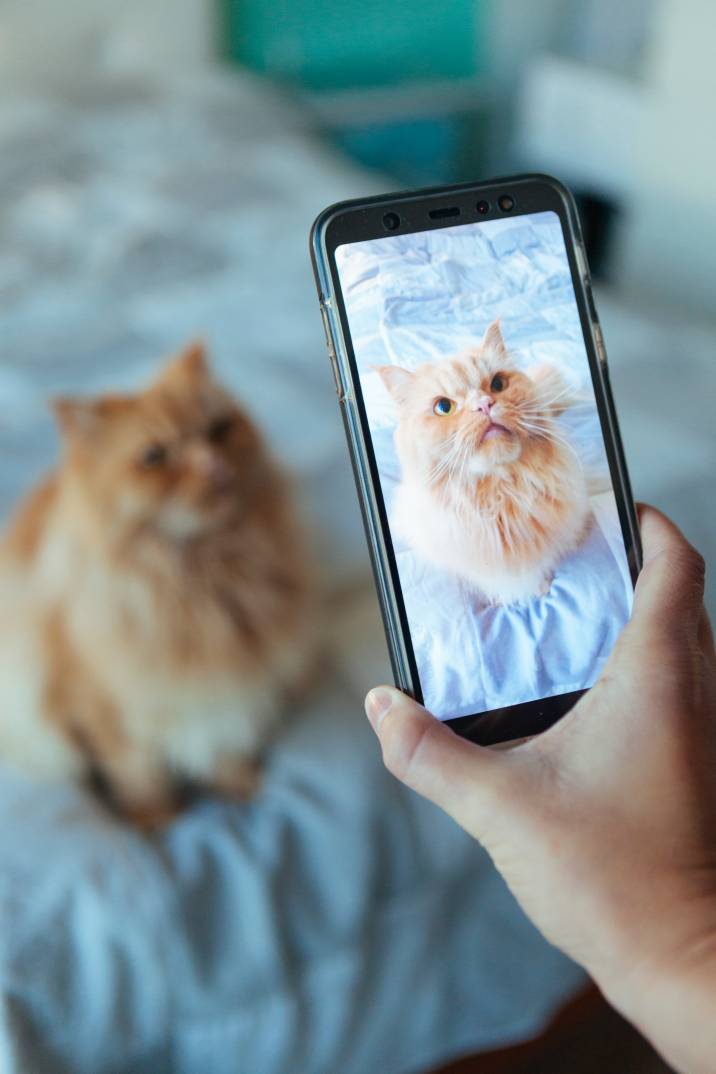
xmin=377 ymin=319 xmax=590 ymax=604
xmin=0 ymin=342 xmax=313 ymax=827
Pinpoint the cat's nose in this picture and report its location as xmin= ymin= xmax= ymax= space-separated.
xmin=190 ymin=445 xmax=234 ymax=490
xmin=472 ymin=394 xmax=494 ymax=415
xmin=208 ymin=457 xmax=234 ymax=490
xmin=206 ymin=455 xmax=235 ymax=491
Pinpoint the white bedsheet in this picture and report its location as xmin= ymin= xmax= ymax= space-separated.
xmin=337 ymin=213 xmax=633 ymax=718
xmin=0 ymin=73 xmax=589 ymax=1074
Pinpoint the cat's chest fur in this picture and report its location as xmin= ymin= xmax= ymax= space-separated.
xmin=38 ymin=525 xmax=298 ymax=674
xmin=393 ymin=454 xmax=589 ymax=603
xmin=22 ymin=519 xmax=309 ymax=773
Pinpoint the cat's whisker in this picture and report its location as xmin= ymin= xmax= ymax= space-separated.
xmin=428 ymin=430 xmax=464 ymax=486
xmin=516 ymin=418 xmax=584 ymax=471
xmin=428 ymin=432 xmax=458 ymax=473
xmin=516 ymin=384 xmax=592 ymax=415
xmin=429 ymin=441 xmax=461 ymax=482
xmin=516 ymin=395 xmax=570 ymax=416
xmin=451 ymin=437 xmax=473 ymax=491
xmin=514 ymin=415 xmax=554 ymax=435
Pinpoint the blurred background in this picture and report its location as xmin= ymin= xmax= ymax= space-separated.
xmin=2 ymin=0 xmax=713 ymax=602
xmin=0 ymin=1 xmax=712 ymax=1072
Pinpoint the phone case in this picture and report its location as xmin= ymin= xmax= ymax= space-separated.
xmin=310 ymin=174 xmax=641 ymax=739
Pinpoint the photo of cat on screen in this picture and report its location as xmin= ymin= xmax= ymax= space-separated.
xmin=336 ymin=210 xmax=633 ymax=720
xmin=377 ymin=319 xmax=590 ymax=606
xmin=0 ymin=342 xmax=314 ymax=828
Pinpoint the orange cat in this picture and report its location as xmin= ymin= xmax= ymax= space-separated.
xmin=0 ymin=343 xmax=313 ymax=826
xmin=378 ymin=320 xmax=590 ymax=604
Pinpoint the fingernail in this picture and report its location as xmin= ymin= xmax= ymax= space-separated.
xmin=365 ymin=687 xmax=394 ymax=732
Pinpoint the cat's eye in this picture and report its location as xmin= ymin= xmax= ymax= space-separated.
xmin=490 ymin=373 xmax=507 ymax=392
xmin=208 ymin=414 xmax=234 ymax=443
xmin=141 ymin=443 xmax=167 ymax=467
xmin=433 ymin=397 xmax=456 ymax=416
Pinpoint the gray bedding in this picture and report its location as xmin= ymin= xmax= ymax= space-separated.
xmin=0 ymin=68 xmax=601 ymax=1072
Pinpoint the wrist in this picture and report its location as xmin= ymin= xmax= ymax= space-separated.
xmin=595 ymin=911 xmax=716 ymax=1074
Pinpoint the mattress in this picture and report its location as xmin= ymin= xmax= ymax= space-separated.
xmin=0 ymin=71 xmax=587 ymax=1074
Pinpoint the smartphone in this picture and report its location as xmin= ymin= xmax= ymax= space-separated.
xmin=311 ymin=174 xmax=641 ymax=745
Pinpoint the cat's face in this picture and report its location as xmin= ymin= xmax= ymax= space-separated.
xmin=53 ymin=343 xmax=265 ymax=542
xmin=378 ymin=320 xmax=563 ymax=485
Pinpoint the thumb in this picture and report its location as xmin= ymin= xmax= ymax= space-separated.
xmin=365 ymin=686 xmax=505 ymax=838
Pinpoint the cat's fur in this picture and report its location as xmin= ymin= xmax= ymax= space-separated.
xmin=377 ymin=320 xmax=590 ymax=604
xmin=0 ymin=342 xmax=313 ymax=826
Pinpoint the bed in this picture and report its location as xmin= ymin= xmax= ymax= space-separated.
xmin=0 ymin=66 xmax=691 ymax=1073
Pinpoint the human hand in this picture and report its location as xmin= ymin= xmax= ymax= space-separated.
xmin=365 ymin=506 xmax=716 ymax=1074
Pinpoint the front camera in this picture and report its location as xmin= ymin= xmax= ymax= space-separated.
xmin=476 ymin=200 xmax=490 ymax=215
xmin=382 ymin=212 xmax=401 ymax=231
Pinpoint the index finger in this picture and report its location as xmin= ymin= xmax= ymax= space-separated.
xmin=630 ymin=504 xmax=706 ymax=639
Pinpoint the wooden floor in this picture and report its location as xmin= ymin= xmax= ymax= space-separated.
xmin=431 ymin=986 xmax=674 ymax=1074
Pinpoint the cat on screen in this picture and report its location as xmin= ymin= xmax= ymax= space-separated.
xmin=377 ymin=319 xmax=590 ymax=605
xmin=0 ymin=343 xmax=313 ymax=828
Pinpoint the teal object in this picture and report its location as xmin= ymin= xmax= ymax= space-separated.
xmin=334 ymin=117 xmax=459 ymax=186
xmin=333 ymin=109 xmax=489 ymax=187
xmin=221 ymin=0 xmax=488 ymax=185
xmin=224 ymin=0 xmax=482 ymax=91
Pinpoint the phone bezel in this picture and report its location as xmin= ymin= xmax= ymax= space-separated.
xmin=311 ymin=173 xmax=641 ymax=745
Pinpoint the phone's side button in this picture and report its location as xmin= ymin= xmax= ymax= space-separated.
xmin=329 ymin=352 xmax=346 ymax=399
xmin=584 ymin=283 xmax=599 ymax=324
xmin=575 ymin=241 xmax=589 ymax=279
xmin=320 ymin=303 xmax=344 ymax=399
xmin=593 ymin=323 xmax=608 ymax=368
xmin=319 ymin=304 xmax=333 ymax=349
xmin=326 ymin=344 xmax=347 ymax=401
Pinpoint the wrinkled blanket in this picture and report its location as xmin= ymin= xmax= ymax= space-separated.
xmin=337 ymin=215 xmax=633 ymax=718
xmin=0 ymin=71 xmax=585 ymax=1073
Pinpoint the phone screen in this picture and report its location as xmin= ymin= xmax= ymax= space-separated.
xmin=334 ymin=210 xmax=634 ymax=721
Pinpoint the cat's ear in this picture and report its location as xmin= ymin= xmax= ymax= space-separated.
xmin=375 ymin=364 xmax=414 ymax=405
xmin=156 ymin=339 xmax=210 ymax=387
xmin=174 ymin=339 xmax=208 ymax=377
xmin=52 ymin=398 xmax=95 ymax=437
xmin=528 ymin=364 xmax=572 ymax=416
xmin=51 ymin=396 xmax=132 ymax=439
xmin=481 ymin=319 xmax=508 ymax=360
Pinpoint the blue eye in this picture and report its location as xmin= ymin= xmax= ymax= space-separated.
xmin=433 ymin=397 xmax=455 ymax=416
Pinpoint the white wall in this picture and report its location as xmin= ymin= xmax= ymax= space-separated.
xmin=0 ymin=0 xmax=217 ymax=89
xmin=618 ymin=0 xmax=716 ymax=313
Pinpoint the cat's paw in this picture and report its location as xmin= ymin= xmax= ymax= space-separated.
xmin=101 ymin=767 xmax=182 ymax=832
xmin=211 ymin=756 xmax=263 ymax=801
xmin=122 ymin=797 xmax=182 ymax=833
xmin=538 ymin=572 xmax=554 ymax=597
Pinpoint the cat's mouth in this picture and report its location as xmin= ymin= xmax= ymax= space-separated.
xmin=479 ymin=421 xmax=512 ymax=444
